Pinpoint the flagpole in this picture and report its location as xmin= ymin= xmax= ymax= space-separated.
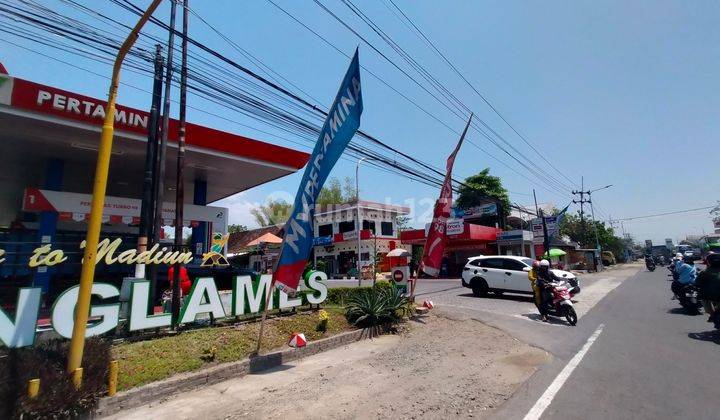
xmin=254 ymin=278 xmax=275 ymax=354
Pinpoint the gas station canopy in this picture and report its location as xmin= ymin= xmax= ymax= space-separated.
xmin=0 ymin=73 xmax=310 ymax=225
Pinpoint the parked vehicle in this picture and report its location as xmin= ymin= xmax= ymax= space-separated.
xmin=461 ymin=255 xmax=579 ymax=297
xmin=601 ymin=251 xmax=616 ymax=266
xmin=542 ymin=279 xmax=578 ymax=325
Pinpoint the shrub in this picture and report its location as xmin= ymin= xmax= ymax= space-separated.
xmin=316 ymin=309 xmax=329 ymax=332
xmin=325 ymin=281 xmax=394 ymax=306
xmin=0 ymin=338 xmax=111 ymax=419
xmin=344 ymin=285 xmax=409 ymax=330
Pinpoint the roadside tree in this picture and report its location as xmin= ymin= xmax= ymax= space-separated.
xmin=455 ymin=168 xmax=511 ymax=219
xmin=250 ymin=199 xmax=292 ymax=227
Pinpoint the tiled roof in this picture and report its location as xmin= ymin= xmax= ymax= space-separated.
xmin=227 ymin=224 xmax=284 ymax=253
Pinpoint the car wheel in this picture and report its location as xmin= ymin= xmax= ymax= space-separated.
xmin=471 ymin=278 xmax=489 ymax=297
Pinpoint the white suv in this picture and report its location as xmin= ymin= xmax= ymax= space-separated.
xmin=461 ymin=255 xmax=579 ymax=297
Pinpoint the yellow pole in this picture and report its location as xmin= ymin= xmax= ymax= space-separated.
xmin=27 ymin=378 xmax=40 ymax=399
xmin=66 ymin=0 xmax=163 ymax=374
xmin=72 ymin=368 xmax=83 ymax=391
xmin=108 ymin=360 xmax=119 ymax=396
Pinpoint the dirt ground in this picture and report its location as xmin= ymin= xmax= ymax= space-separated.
xmin=107 ymin=313 xmax=550 ymax=420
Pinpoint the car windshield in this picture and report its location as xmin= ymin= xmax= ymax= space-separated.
xmin=519 ymin=257 xmax=534 ymax=267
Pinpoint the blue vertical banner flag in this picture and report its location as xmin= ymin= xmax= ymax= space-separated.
xmin=547 ymin=203 xmax=570 ymax=246
xmin=273 ymin=49 xmax=363 ymax=293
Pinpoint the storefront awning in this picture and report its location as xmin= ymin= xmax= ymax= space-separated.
xmin=400 ymin=223 xmax=502 ymax=249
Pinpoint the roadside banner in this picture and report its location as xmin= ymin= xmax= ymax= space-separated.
xmin=420 ymin=114 xmax=473 ymax=276
xmin=273 ymin=50 xmax=363 ymax=293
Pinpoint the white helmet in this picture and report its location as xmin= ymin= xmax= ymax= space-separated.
xmin=540 ymin=259 xmax=550 ymax=267
xmin=675 ymin=253 xmax=683 ymax=259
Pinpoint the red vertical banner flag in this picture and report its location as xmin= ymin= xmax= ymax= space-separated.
xmin=420 ymin=115 xmax=473 ymax=277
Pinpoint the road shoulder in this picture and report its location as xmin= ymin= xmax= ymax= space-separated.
xmin=105 ymin=313 xmax=550 ymax=420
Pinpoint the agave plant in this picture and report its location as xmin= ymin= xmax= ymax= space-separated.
xmin=345 ymin=286 xmax=410 ymax=332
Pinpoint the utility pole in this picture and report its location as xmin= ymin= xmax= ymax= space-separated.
xmin=150 ymin=0 xmax=178 ymax=305
xmin=539 ymin=208 xmax=549 ymax=257
xmin=171 ymin=0 xmax=189 ymax=328
xmin=136 ymin=44 xmax=164 ymax=281
xmin=572 ymin=177 xmax=588 ymax=247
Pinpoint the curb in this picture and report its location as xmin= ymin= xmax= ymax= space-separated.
xmin=95 ymin=328 xmax=365 ymax=417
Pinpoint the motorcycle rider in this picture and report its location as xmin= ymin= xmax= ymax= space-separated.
xmin=536 ymin=259 xmax=555 ymax=322
xmin=645 ymin=253 xmax=656 ymax=270
xmin=671 ymin=255 xmax=697 ymax=297
xmin=696 ymin=252 xmax=720 ymax=325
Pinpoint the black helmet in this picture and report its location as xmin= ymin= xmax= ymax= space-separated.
xmin=683 ymin=255 xmax=694 ymax=264
xmin=707 ymin=252 xmax=720 ymax=267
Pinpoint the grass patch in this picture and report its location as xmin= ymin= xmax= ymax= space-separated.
xmin=111 ymin=308 xmax=351 ymax=391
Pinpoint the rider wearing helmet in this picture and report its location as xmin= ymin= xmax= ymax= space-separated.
xmin=674 ymin=253 xmax=684 ymax=271
xmin=536 ymin=259 xmax=555 ymax=322
xmin=697 ymin=252 xmax=720 ymax=324
xmin=671 ymin=255 xmax=698 ymax=297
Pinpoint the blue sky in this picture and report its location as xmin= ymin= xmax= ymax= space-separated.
xmin=1 ymin=0 xmax=718 ymax=244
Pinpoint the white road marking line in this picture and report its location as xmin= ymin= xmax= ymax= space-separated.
xmin=523 ymin=324 xmax=605 ymax=420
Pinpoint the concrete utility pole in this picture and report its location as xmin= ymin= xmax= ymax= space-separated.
xmin=573 ymin=179 xmax=613 ymax=269
xmin=136 ymin=44 xmax=163 ymax=280
xmin=171 ymin=0 xmax=190 ymax=329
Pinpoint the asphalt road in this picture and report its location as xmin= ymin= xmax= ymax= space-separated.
xmin=490 ymin=264 xmax=720 ymax=420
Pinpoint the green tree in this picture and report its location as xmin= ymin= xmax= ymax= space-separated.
xmin=559 ymin=213 xmax=625 ymax=259
xmin=395 ymin=215 xmax=411 ymax=236
xmin=317 ymin=176 xmax=357 ymax=205
xmin=455 ymin=168 xmax=511 ymax=218
xmin=228 ymin=224 xmax=248 ymax=234
xmin=250 ymin=199 xmax=292 ymax=227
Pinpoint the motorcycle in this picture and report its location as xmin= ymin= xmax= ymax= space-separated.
xmin=646 ymin=259 xmax=656 ymax=272
xmin=543 ymin=280 xmax=578 ymax=326
xmin=672 ymin=283 xmax=703 ymax=315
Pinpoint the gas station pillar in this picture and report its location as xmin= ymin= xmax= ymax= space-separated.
xmin=33 ymin=158 xmax=63 ymax=294
xmin=191 ymin=179 xmax=207 ymax=261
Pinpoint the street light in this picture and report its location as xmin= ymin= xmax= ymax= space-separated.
xmin=590 ymin=184 xmax=613 ymax=193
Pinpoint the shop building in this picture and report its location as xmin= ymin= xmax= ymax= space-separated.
xmin=400 ymin=223 xmax=502 ymax=277
xmin=312 ymin=201 xmax=410 ymax=277
xmin=0 ymin=67 xmax=309 ymax=301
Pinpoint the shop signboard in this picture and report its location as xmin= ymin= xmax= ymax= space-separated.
xmin=459 ymin=203 xmax=497 ymax=219
xmin=0 ymin=271 xmax=329 ymax=348
xmin=497 ymin=230 xmax=533 ymax=246
xmin=313 ymin=235 xmax=333 ymax=246
xmin=424 ymin=219 xmax=464 ymax=237
xmin=22 ymin=188 xmax=227 ymax=229
xmin=531 ymin=216 xmax=560 ymax=245
xmin=446 ymin=218 xmax=464 ymax=235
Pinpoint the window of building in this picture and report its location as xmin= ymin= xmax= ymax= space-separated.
xmin=381 ymin=221 xmax=393 ymax=236
xmin=338 ymin=220 xmax=355 ymax=233
xmin=362 ymin=220 xmax=376 ymax=233
xmin=361 ymin=252 xmax=370 ymax=261
xmin=318 ymin=223 xmax=333 ymax=237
